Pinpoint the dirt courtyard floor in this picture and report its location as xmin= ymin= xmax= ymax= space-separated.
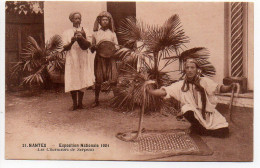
xmin=5 ymin=89 xmax=253 ymax=161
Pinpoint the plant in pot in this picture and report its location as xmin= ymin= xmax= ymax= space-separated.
xmin=112 ymin=15 xmax=216 ymax=141
xmin=11 ymin=35 xmax=65 ymax=94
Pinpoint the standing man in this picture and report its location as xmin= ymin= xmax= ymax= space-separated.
xmin=146 ymin=58 xmax=238 ymax=138
xmin=91 ymin=11 xmax=119 ymax=107
xmin=63 ymin=12 xmax=94 ymax=110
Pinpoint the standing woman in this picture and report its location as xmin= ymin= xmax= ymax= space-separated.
xmin=63 ymin=12 xmax=94 ymax=110
xmin=91 ymin=11 xmax=119 ymax=107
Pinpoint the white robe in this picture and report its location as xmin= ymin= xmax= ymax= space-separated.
xmin=63 ymin=27 xmax=95 ymax=92
xmin=162 ymin=77 xmax=228 ymax=130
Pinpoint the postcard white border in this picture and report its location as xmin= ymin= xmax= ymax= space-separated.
xmin=0 ymin=0 xmax=259 ymax=168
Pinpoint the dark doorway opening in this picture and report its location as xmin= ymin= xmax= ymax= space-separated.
xmin=107 ymin=2 xmax=136 ymax=45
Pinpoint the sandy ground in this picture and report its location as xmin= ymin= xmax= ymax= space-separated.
xmin=5 ymin=89 xmax=253 ymax=161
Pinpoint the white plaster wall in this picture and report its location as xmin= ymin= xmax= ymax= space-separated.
xmin=44 ymin=1 xmax=106 ymax=75
xmin=136 ymin=2 xmax=225 ymax=83
xmin=44 ymin=1 xmax=106 ymax=40
xmin=44 ymin=2 xmax=253 ymax=88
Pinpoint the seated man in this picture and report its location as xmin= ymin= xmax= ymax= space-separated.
xmin=146 ymin=58 xmax=238 ymax=138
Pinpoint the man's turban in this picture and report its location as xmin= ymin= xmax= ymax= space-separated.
xmin=69 ymin=11 xmax=81 ymax=22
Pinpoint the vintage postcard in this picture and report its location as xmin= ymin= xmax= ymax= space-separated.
xmin=4 ymin=0 xmax=254 ymax=162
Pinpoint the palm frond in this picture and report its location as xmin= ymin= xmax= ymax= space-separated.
xmin=196 ymin=59 xmax=216 ymax=77
xmin=22 ymin=59 xmax=42 ymax=72
xmin=46 ymin=35 xmax=63 ymax=53
xmin=111 ymin=63 xmax=174 ymax=112
xmin=111 ymin=70 xmax=159 ymax=112
xmin=164 ymin=47 xmax=211 ymax=71
xmin=27 ymin=36 xmax=42 ymax=51
xmin=21 ymin=65 xmax=47 ymax=86
xmin=179 ymin=47 xmax=210 ymax=71
xmin=143 ymin=15 xmax=189 ymax=55
xmin=179 ymin=47 xmax=210 ymax=61
xmin=178 ymin=58 xmax=216 ymax=77
xmin=10 ymin=61 xmax=24 ymax=78
xmin=47 ymin=51 xmax=65 ymax=72
xmin=146 ymin=66 xmax=175 ymax=86
xmin=19 ymin=36 xmax=45 ymax=65
xmin=114 ymin=48 xmax=132 ymax=61
xmin=10 ymin=34 xmax=65 ymax=87
xmin=118 ymin=16 xmax=146 ymax=47
xmin=115 ymin=47 xmax=151 ymax=71
xmin=21 ymin=45 xmax=42 ymax=61
xmin=113 ymin=15 xmax=215 ymax=114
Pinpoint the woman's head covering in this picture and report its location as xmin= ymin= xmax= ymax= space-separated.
xmin=69 ymin=11 xmax=81 ymax=22
xmin=93 ymin=11 xmax=115 ymax=32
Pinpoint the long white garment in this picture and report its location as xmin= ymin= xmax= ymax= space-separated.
xmin=63 ymin=26 xmax=95 ymax=92
xmin=162 ymin=77 xmax=228 ymax=130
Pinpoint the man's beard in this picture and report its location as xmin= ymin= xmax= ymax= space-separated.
xmin=73 ymin=22 xmax=81 ymax=28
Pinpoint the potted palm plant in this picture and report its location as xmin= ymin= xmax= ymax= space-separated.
xmin=11 ymin=35 xmax=65 ymax=92
xmin=111 ymin=15 xmax=216 ymax=113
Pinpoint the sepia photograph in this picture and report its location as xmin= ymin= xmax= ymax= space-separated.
xmin=3 ymin=0 xmax=254 ymax=163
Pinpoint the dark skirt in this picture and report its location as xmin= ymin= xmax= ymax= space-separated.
xmin=94 ymin=53 xmax=118 ymax=85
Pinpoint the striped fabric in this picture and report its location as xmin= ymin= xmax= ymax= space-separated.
xmin=231 ymin=2 xmax=244 ymax=77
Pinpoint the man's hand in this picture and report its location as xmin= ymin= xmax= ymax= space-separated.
xmin=71 ymin=36 xmax=76 ymax=43
xmin=90 ymin=45 xmax=97 ymax=53
xmin=144 ymin=80 xmax=156 ymax=87
xmin=231 ymin=83 xmax=240 ymax=92
xmin=75 ymin=33 xmax=84 ymax=40
xmin=220 ymin=82 xmax=240 ymax=93
xmin=143 ymin=80 xmax=156 ymax=93
xmin=145 ymin=81 xmax=167 ymax=97
xmin=231 ymin=83 xmax=240 ymax=95
xmin=64 ymin=37 xmax=75 ymax=51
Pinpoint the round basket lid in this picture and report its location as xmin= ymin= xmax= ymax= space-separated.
xmin=97 ymin=41 xmax=116 ymax=58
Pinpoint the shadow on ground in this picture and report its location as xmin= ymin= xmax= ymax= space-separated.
xmin=5 ymin=89 xmax=253 ymax=161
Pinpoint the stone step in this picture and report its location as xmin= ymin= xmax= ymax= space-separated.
xmin=216 ymin=92 xmax=253 ymax=108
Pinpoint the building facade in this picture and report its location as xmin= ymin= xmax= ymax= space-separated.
xmin=43 ymin=2 xmax=254 ymax=91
